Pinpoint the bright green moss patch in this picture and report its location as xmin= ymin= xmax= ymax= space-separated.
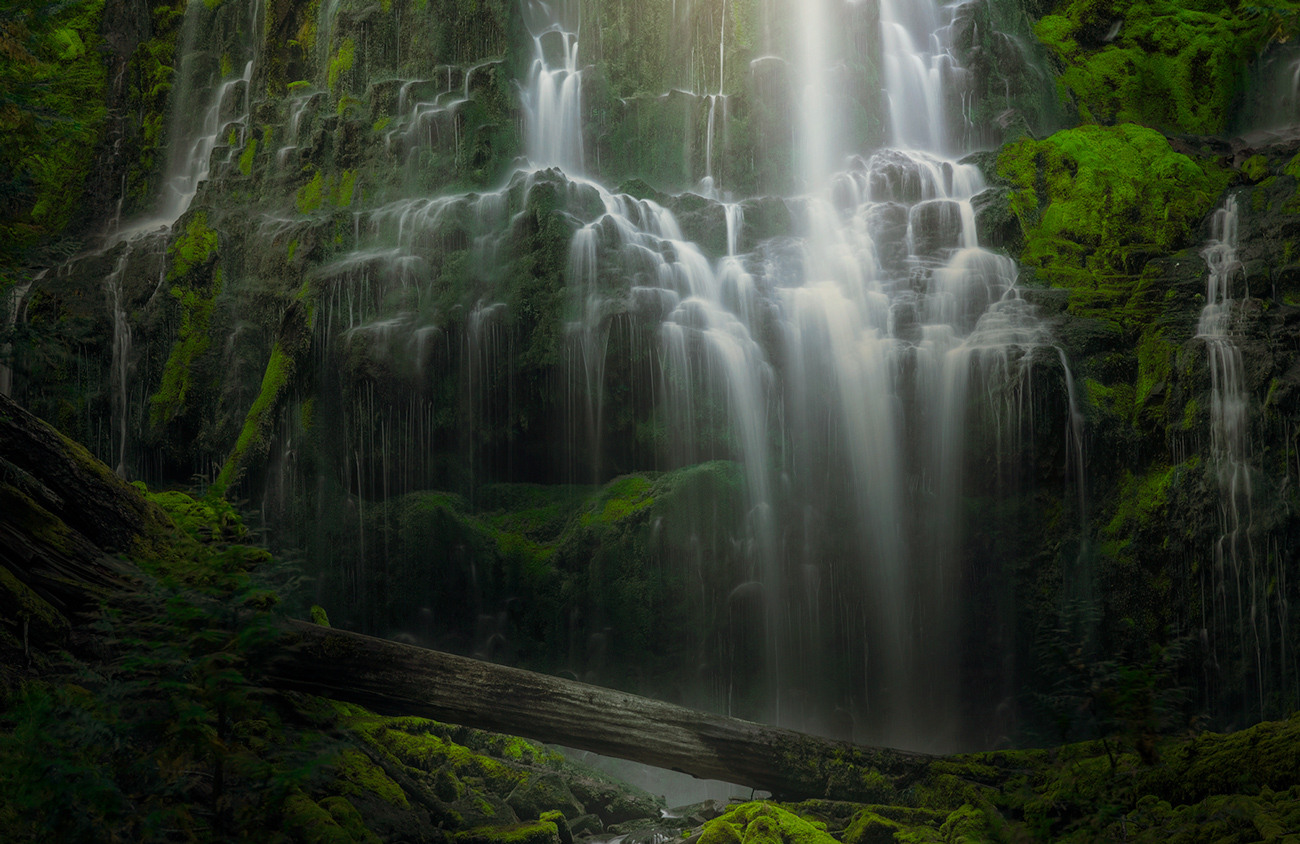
xmin=168 ymin=212 xmax=220 ymax=280
xmin=334 ymin=169 xmax=358 ymax=206
xmin=455 ymin=820 xmax=560 ymax=844
xmin=1034 ymin=0 xmax=1277 ymax=134
xmin=327 ymin=37 xmax=355 ymax=94
xmin=298 ymin=170 xmax=326 ymax=214
xmin=1241 ymin=154 xmax=1270 ymax=182
xmin=239 ymin=137 xmax=258 ymax=175
xmin=998 ymin=124 xmax=1228 ymax=317
xmin=699 ymin=803 xmax=839 ymax=844
xmin=142 ymin=487 xmax=247 ymax=543
xmin=580 ymin=476 xmax=654 ymax=526
xmin=215 ymin=341 xmax=296 ymax=493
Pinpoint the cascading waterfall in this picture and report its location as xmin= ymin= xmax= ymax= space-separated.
xmin=537 ymin=0 xmax=1076 ymax=746
xmin=523 ymin=0 xmax=584 ymax=173
xmin=90 ymin=0 xmax=1081 ymax=752
xmin=1197 ymin=195 xmax=1267 ymax=720
xmin=879 ymin=0 xmax=960 ymax=153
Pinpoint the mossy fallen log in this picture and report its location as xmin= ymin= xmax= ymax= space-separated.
xmin=267 ymin=617 xmax=936 ymax=802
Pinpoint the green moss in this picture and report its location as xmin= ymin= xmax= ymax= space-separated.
xmin=0 ymin=485 xmax=71 ymax=557
xmin=1034 ymin=0 xmax=1276 ymax=134
xmin=143 ymin=487 xmax=247 ymax=543
xmin=335 ymin=749 xmax=409 ymax=808
xmin=0 ymin=0 xmax=109 ymax=266
xmin=168 ymin=211 xmax=219 ymax=280
xmin=298 ymin=171 xmax=325 ymax=214
xmin=842 ymin=808 xmax=904 ymax=844
xmin=1241 ymin=154 xmax=1270 ymax=182
xmin=1284 ymin=151 xmax=1300 ymax=180
xmin=455 ymin=821 xmax=560 ymax=844
xmin=215 ymin=341 xmax=296 ymax=494
xmin=0 ymin=538 xmax=71 ymax=636
xmin=1134 ymin=328 xmax=1175 ymax=424
xmin=150 ymin=267 xmax=223 ymax=427
xmin=701 ymin=803 xmax=840 ymax=844
xmin=1253 ymin=176 xmax=1278 ymax=213
xmin=327 ymin=38 xmax=355 ymax=94
xmin=1099 ymin=462 xmax=1191 ymax=562
xmin=238 ymin=137 xmax=258 ymax=175
xmin=334 ymin=169 xmax=358 ymax=207
xmin=287 ymin=238 xmax=300 ymax=261
xmin=283 ymin=790 xmax=355 ymax=844
xmin=580 ymin=476 xmax=654 ymax=526
xmin=997 ymin=124 xmax=1228 ymax=319
xmin=310 ymin=605 xmax=331 ymax=626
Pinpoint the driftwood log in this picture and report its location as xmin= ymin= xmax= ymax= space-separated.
xmin=0 ymin=392 xmax=931 ymax=802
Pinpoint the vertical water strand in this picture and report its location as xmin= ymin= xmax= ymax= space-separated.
xmin=105 ymin=249 xmax=134 ymax=477
xmin=0 ymin=273 xmax=37 ymax=398
xmin=523 ymin=0 xmax=584 ymax=173
xmin=1197 ymin=194 xmax=1265 ymax=721
xmin=796 ymin=0 xmax=834 ymax=191
xmin=879 ymin=0 xmax=949 ymax=152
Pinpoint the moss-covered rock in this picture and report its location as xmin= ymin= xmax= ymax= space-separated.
xmin=998 ymin=123 xmax=1229 ymax=311
xmin=1034 ymin=0 xmax=1281 ymax=134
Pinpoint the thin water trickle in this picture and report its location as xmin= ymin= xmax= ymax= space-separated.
xmin=0 ymin=274 xmax=38 ymax=398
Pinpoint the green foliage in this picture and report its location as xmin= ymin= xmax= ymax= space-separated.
xmin=579 ymin=475 xmax=653 ymax=525
xmin=1035 ymin=0 xmax=1285 ymax=133
xmin=1098 ymin=460 xmax=1198 ymax=564
xmin=1241 ymin=153 xmax=1270 ymax=182
xmin=697 ymin=803 xmax=839 ymax=844
xmin=150 ymin=213 xmax=223 ymax=427
xmin=0 ymin=549 xmax=313 ymax=842
xmin=0 ymin=0 xmax=108 ymax=266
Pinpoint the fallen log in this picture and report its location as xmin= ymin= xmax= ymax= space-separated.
xmin=270 ymin=618 xmax=935 ymax=802
xmin=0 ymin=392 xmax=931 ymax=802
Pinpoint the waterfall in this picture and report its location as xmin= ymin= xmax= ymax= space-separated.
xmin=233 ymin=0 xmax=1081 ymax=751
xmin=523 ymin=0 xmax=584 ymax=173
xmin=1197 ymin=195 xmax=1267 ymax=720
xmin=528 ymin=0 xmax=1075 ymax=747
